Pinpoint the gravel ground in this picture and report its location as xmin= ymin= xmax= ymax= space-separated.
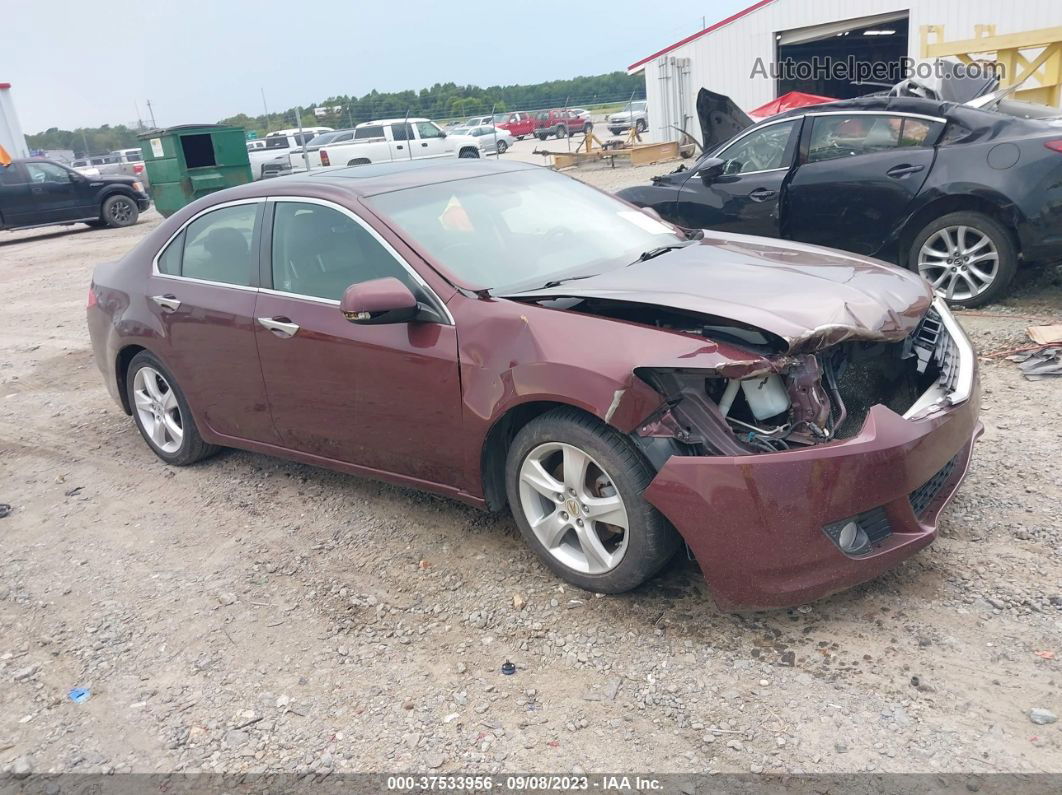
xmin=1 ymin=160 xmax=1061 ymax=778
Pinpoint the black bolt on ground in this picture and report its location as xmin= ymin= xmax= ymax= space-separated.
xmin=501 ymin=661 xmax=516 ymax=675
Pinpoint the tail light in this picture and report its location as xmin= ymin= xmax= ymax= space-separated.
xmin=133 ymin=163 xmax=144 ymax=174
xmin=320 ymin=150 xmax=330 ymax=166
xmin=1045 ymin=139 xmax=1062 ymax=153
xmin=87 ymin=286 xmax=97 ymax=309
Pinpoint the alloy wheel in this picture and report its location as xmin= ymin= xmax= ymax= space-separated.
xmin=132 ymin=366 xmax=183 ymax=454
xmin=917 ymin=225 xmax=999 ymax=301
xmin=518 ymin=442 xmax=629 ymax=575
xmin=109 ymin=198 xmax=135 ymax=225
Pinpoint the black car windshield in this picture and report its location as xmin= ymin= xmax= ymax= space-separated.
xmin=366 ymin=169 xmax=681 ymax=291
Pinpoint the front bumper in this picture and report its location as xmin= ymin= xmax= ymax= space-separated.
xmin=643 ymin=302 xmax=981 ymax=610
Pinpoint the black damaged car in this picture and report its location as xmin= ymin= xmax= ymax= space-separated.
xmin=1 ymin=158 xmax=151 ymax=233
xmin=617 ymin=93 xmax=1062 ymax=307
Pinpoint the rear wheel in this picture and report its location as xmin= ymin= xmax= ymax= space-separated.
xmin=635 ymin=119 xmax=647 ymax=134
xmin=496 ymin=140 xmax=508 ymax=154
xmin=908 ymin=211 xmax=1017 ymax=308
xmin=101 ymin=194 xmax=138 ymax=228
xmin=125 ymin=352 xmax=219 ymax=466
xmin=555 ymin=125 xmax=568 ymax=139
xmin=459 ymin=147 xmax=480 ymax=159
xmin=505 ymin=408 xmax=680 ymax=593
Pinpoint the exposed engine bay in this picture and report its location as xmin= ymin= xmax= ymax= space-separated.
xmin=527 ymin=295 xmax=957 ymax=457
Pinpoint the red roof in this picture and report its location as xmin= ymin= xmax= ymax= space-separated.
xmin=627 ymin=0 xmax=777 ymax=72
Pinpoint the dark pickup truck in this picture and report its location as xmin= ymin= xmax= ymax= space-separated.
xmin=0 ymin=158 xmax=151 ymax=232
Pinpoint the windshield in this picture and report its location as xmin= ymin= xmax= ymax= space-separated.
xmin=366 ymin=169 xmax=681 ymax=291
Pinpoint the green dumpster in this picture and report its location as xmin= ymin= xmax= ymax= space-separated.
xmin=138 ymin=125 xmax=252 ymax=217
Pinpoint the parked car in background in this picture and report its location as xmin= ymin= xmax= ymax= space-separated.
xmin=246 ymin=140 xmax=267 ymax=151
xmin=112 ymin=148 xmax=149 ymax=186
xmin=319 ymin=118 xmax=480 ymax=166
xmin=86 ymin=159 xmax=979 ymax=610
xmin=464 ymin=116 xmax=494 ymax=128
xmin=496 ymin=111 xmax=536 ymax=140
xmin=534 ymin=109 xmax=592 ymax=140
xmin=462 ymin=124 xmax=515 ymax=155
xmin=607 ymin=100 xmax=648 ymax=136
xmin=72 ymin=154 xmax=123 ymax=178
xmin=289 ymin=129 xmax=355 ymax=171
xmin=616 ymin=95 xmax=1062 ymax=307
xmin=1 ymin=158 xmax=150 ymax=231
xmin=249 ymin=130 xmax=329 ymax=179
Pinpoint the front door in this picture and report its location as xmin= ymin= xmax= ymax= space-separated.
xmin=0 ymin=163 xmax=33 ymax=226
xmin=672 ymin=118 xmax=800 ymax=236
xmin=388 ymin=122 xmax=416 ymax=162
xmin=147 ymin=200 xmax=279 ymax=443
xmin=254 ymin=199 xmax=463 ymax=486
xmin=414 ymin=121 xmax=451 ymax=159
xmin=23 ymin=162 xmax=84 ymax=222
xmin=785 ymin=113 xmax=938 ymax=255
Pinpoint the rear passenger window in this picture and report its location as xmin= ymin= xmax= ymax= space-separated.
xmin=270 ymin=202 xmax=416 ymax=301
xmin=157 ymin=231 xmax=184 ymax=275
xmin=180 ymin=204 xmax=258 ymax=286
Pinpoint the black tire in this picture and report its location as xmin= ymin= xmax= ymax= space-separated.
xmin=459 ymin=147 xmax=480 ymax=159
xmin=584 ymin=121 xmax=593 ymax=133
xmin=505 ymin=407 xmax=680 ymax=594
xmin=609 ymin=128 xmax=622 ymax=136
xmin=496 ymin=140 xmax=508 ymax=154
xmin=125 ymin=351 xmax=219 ymax=466
xmin=907 ymin=210 xmax=1017 ymax=308
xmin=555 ymin=125 xmax=568 ymax=139
xmin=101 ymin=194 xmax=139 ymax=228
xmin=635 ymin=119 xmax=647 ymax=133
xmin=536 ymin=133 xmax=548 ymax=141
xmin=516 ymin=135 xmax=525 ymax=141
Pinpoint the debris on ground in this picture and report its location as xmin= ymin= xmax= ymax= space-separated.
xmin=68 ymin=687 xmax=91 ymax=704
xmin=1007 ymin=347 xmax=1062 ymax=379
xmin=1029 ymin=708 xmax=1058 ymax=725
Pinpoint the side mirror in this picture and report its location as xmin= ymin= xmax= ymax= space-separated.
xmin=696 ymin=157 xmax=725 ymax=182
xmin=341 ymin=277 xmax=419 ymax=325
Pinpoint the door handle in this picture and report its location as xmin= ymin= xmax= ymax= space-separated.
xmin=151 ymin=294 xmax=181 ymax=312
xmin=749 ymin=188 xmax=778 ymax=202
xmin=257 ymin=316 xmax=300 ymax=338
xmin=421 ymin=142 xmax=428 ymax=147
xmin=886 ymin=164 xmax=925 ymax=178
xmin=396 ymin=144 xmax=404 ymax=150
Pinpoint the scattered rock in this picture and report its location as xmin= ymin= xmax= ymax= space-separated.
xmin=13 ymin=664 xmax=39 ymax=681
xmin=1029 ymin=708 xmax=1057 ymax=725
xmin=12 ymin=756 xmax=33 ymax=779
xmin=217 ymin=592 xmax=237 ymax=606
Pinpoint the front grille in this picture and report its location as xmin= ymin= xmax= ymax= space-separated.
xmin=911 ymin=308 xmax=960 ymax=393
xmin=909 ymin=455 xmax=958 ymax=519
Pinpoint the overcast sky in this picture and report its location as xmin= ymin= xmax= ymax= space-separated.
xmin=4 ymin=0 xmax=747 ymax=133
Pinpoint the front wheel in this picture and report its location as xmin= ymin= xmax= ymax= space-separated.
xmin=505 ymin=408 xmax=680 ymax=593
xmin=125 ymin=352 xmax=219 ymax=466
xmin=458 ymin=147 xmax=480 ymax=159
xmin=496 ymin=140 xmax=508 ymax=154
xmin=908 ymin=211 xmax=1017 ymax=308
xmin=101 ymin=194 xmax=139 ymax=228
xmin=635 ymin=119 xmax=647 ymax=134
xmin=555 ymin=125 xmax=568 ymax=139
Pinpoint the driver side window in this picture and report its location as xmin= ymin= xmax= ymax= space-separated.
xmin=25 ymin=162 xmax=74 ymax=184
xmin=716 ymin=121 xmax=796 ymax=175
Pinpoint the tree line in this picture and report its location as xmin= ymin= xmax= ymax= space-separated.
xmin=26 ymin=71 xmax=645 ymax=155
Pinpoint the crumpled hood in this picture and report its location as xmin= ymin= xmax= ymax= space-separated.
xmin=502 ymin=231 xmax=934 ymax=354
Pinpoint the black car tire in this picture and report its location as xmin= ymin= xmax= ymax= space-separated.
xmin=584 ymin=121 xmax=593 ymax=133
xmin=101 ymin=194 xmax=139 ymax=228
xmin=635 ymin=119 xmax=647 ymax=133
xmin=555 ymin=125 xmax=568 ymax=139
xmin=459 ymin=148 xmax=480 ymax=159
xmin=536 ymin=133 xmax=548 ymax=141
xmin=125 ymin=351 xmax=219 ymax=466
xmin=505 ymin=407 xmax=680 ymax=594
xmin=907 ymin=211 xmax=1017 ymax=308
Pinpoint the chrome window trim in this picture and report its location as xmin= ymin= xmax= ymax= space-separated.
xmin=150 ymin=198 xmax=265 ymax=285
xmin=806 ymin=110 xmax=947 ymax=125
xmin=265 ymin=195 xmax=455 ymax=325
xmin=258 ymin=287 xmax=338 ymax=307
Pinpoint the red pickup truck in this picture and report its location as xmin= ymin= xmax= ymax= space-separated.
xmin=533 ymin=109 xmax=592 ymax=140
xmin=496 ymin=112 xmax=536 ymax=140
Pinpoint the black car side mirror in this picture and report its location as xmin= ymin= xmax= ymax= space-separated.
xmin=696 ymin=157 xmax=725 ymax=183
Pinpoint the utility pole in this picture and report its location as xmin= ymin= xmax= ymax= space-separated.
xmin=260 ymin=88 xmax=269 ymax=118
xmin=134 ymin=101 xmax=145 ymax=131
xmin=146 ymin=99 xmax=157 ymax=128
xmin=295 ymin=108 xmax=311 ymax=172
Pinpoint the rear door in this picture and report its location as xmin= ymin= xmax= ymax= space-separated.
xmin=784 ymin=113 xmax=940 ymax=255
xmin=147 ymin=200 xmax=279 ymax=444
xmin=0 ymin=163 xmax=33 ymax=226
xmin=671 ymin=117 xmax=801 ymax=236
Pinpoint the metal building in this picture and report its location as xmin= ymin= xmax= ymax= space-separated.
xmin=0 ymin=82 xmax=29 ymax=159
xmin=628 ymin=0 xmax=1062 ymax=142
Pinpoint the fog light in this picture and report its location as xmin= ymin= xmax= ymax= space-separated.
xmin=837 ymin=521 xmax=868 ymax=554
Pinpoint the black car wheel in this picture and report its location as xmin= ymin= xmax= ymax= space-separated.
xmin=496 ymin=140 xmax=508 ymax=154
xmin=505 ymin=407 xmax=680 ymax=594
xmin=908 ymin=211 xmax=1017 ymax=308
xmin=125 ymin=351 xmax=219 ymax=466
xmin=536 ymin=133 xmax=548 ymax=141
xmin=635 ymin=119 xmax=647 ymax=133
xmin=459 ymin=148 xmax=480 ymax=159
xmin=555 ymin=125 xmax=568 ymax=139
xmin=102 ymin=195 xmax=139 ymax=228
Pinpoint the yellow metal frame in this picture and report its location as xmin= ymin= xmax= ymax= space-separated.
xmin=920 ymin=24 xmax=1062 ymax=107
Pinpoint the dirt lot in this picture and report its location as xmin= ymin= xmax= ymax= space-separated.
xmin=1 ymin=160 xmax=1061 ymax=778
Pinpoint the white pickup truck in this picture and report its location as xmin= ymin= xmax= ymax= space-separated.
xmin=318 ymin=118 xmax=481 ymax=167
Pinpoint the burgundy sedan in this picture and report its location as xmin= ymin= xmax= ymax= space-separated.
xmin=87 ymin=160 xmax=980 ymax=609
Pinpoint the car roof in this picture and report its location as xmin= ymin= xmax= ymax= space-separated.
xmin=211 ymin=158 xmax=541 ymax=201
